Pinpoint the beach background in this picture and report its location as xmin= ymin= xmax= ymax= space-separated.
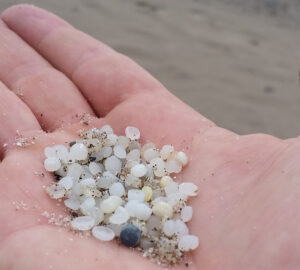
xmin=1 ymin=0 xmax=300 ymax=138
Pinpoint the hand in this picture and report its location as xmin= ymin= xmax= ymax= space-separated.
xmin=0 ymin=5 xmax=298 ymax=270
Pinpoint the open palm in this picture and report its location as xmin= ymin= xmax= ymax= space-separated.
xmin=0 ymin=5 xmax=299 ymax=270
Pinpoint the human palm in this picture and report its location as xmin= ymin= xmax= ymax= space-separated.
xmin=0 ymin=5 xmax=299 ymax=270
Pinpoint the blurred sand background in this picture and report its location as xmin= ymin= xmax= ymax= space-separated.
xmin=1 ymin=0 xmax=300 ymax=138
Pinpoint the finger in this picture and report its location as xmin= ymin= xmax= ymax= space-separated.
xmin=1 ymin=5 xmax=165 ymax=117
xmin=0 ymin=19 xmax=95 ymax=132
xmin=0 ymin=81 xmax=41 ymax=154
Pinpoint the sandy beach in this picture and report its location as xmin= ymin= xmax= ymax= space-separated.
xmin=1 ymin=0 xmax=300 ymax=138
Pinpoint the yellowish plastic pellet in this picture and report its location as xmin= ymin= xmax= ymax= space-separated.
xmin=160 ymin=176 xmax=173 ymax=188
xmin=142 ymin=186 xmax=153 ymax=202
xmin=152 ymin=201 xmax=173 ymax=218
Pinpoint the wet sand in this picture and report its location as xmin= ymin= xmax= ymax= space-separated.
xmin=1 ymin=0 xmax=300 ymax=138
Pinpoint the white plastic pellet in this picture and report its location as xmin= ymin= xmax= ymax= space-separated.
xmin=165 ymin=159 xmax=182 ymax=174
xmin=113 ymin=145 xmax=127 ymax=159
xmin=167 ymin=192 xmax=187 ymax=207
xmin=86 ymin=207 xmax=104 ymax=225
xmin=99 ymin=124 xmax=114 ymax=134
xmin=146 ymin=215 xmax=161 ymax=231
xmin=181 ymin=206 xmax=193 ymax=222
xmin=67 ymin=163 xmax=84 ymax=181
xmin=100 ymin=196 xmax=123 ymax=213
xmin=163 ymin=219 xmax=176 ymax=237
xmin=69 ymin=143 xmax=88 ymax=161
xmin=92 ymin=226 xmax=115 ymax=241
xmin=80 ymin=197 xmax=96 ymax=213
xmin=141 ymin=165 xmax=151 ymax=180
xmin=164 ymin=182 xmax=179 ymax=196
xmin=143 ymin=148 xmax=160 ymax=162
xmin=174 ymin=219 xmax=189 ymax=237
xmin=126 ymin=149 xmax=140 ymax=161
xmin=89 ymin=162 xmax=102 ymax=175
xmin=80 ymin=178 xmax=96 ymax=188
xmin=71 ymin=216 xmax=95 ymax=231
xmin=98 ymin=171 xmax=117 ymax=189
xmin=131 ymin=164 xmax=147 ymax=178
xmin=150 ymin=157 xmax=166 ymax=177
xmin=128 ymin=140 xmax=141 ymax=151
xmin=135 ymin=203 xmax=152 ymax=220
xmin=141 ymin=142 xmax=156 ymax=155
xmin=58 ymin=176 xmax=73 ymax=190
xmin=109 ymin=206 xmax=130 ymax=224
xmin=125 ymin=200 xmax=139 ymax=217
xmin=176 ymin=151 xmax=188 ymax=166
xmin=152 ymin=201 xmax=173 ymax=218
xmin=179 ymin=182 xmax=198 ymax=197
xmin=178 ymin=235 xmax=199 ymax=251
xmin=117 ymin=136 xmax=130 ymax=149
xmin=125 ymin=174 xmax=141 ymax=188
xmin=160 ymin=145 xmax=174 ymax=160
xmin=105 ymin=134 xmax=118 ymax=146
xmin=107 ymin=224 xmax=123 ymax=237
xmin=64 ymin=198 xmax=80 ymax=210
xmin=104 ymin=156 xmax=122 ymax=175
xmin=100 ymin=146 xmax=112 ymax=159
xmin=44 ymin=157 xmax=61 ymax=172
xmin=125 ymin=126 xmax=140 ymax=140
xmin=128 ymin=189 xmax=145 ymax=202
xmin=109 ymin=182 xmax=125 ymax=197
xmin=82 ymin=165 xmax=93 ymax=180
xmin=55 ymin=145 xmax=69 ymax=162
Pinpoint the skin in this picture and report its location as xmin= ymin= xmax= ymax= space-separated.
xmin=0 ymin=4 xmax=299 ymax=270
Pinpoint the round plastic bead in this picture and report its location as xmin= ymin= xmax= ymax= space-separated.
xmin=120 ymin=224 xmax=141 ymax=247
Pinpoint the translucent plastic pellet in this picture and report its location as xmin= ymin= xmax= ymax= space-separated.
xmin=117 ymin=136 xmax=130 ymax=149
xmin=67 ymin=163 xmax=84 ymax=181
xmin=128 ymin=189 xmax=145 ymax=202
xmin=113 ymin=145 xmax=127 ymax=159
xmin=131 ymin=164 xmax=147 ymax=177
xmin=126 ymin=149 xmax=140 ymax=161
xmin=109 ymin=182 xmax=125 ymax=197
xmin=99 ymin=124 xmax=114 ymax=134
xmin=178 ymin=235 xmax=199 ymax=251
xmin=143 ymin=148 xmax=160 ymax=162
xmin=165 ymin=159 xmax=182 ymax=174
xmin=181 ymin=206 xmax=193 ymax=222
xmin=104 ymin=156 xmax=122 ymax=175
xmin=92 ymin=226 xmax=115 ymax=241
xmin=109 ymin=206 xmax=130 ymax=224
xmin=58 ymin=176 xmax=73 ymax=190
xmin=176 ymin=151 xmax=188 ymax=166
xmin=125 ymin=126 xmax=140 ymax=140
xmin=71 ymin=216 xmax=95 ymax=231
xmin=69 ymin=143 xmax=88 ymax=161
xmin=44 ymin=157 xmax=61 ymax=172
xmin=179 ymin=182 xmax=198 ymax=197
xmin=100 ymin=196 xmax=123 ymax=213
xmin=160 ymin=145 xmax=174 ymax=160
xmin=89 ymin=162 xmax=102 ymax=175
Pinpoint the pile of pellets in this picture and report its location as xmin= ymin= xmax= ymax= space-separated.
xmin=44 ymin=125 xmax=199 ymax=265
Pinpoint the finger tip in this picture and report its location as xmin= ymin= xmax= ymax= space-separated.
xmin=1 ymin=4 xmax=37 ymax=21
xmin=2 ymin=4 xmax=70 ymax=27
xmin=1 ymin=4 xmax=71 ymax=47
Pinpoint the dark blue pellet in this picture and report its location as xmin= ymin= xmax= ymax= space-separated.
xmin=120 ymin=224 xmax=141 ymax=247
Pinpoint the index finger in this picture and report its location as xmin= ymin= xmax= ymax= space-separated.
xmin=2 ymin=5 xmax=165 ymax=117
